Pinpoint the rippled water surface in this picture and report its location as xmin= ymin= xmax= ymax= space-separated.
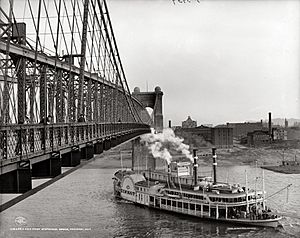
xmin=1 ymin=156 xmax=300 ymax=238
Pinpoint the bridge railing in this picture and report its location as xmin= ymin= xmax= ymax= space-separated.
xmin=0 ymin=122 xmax=150 ymax=163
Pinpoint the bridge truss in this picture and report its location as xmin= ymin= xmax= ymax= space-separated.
xmin=0 ymin=0 xmax=151 ymax=168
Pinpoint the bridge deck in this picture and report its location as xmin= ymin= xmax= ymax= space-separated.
xmin=0 ymin=122 xmax=150 ymax=175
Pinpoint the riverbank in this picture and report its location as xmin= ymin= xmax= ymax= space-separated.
xmin=101 ymin=141 xmax=300 ymax=169
xmin=216 ymin=144 xmax=300 ymax=167
xmin=261 ymin=165 xmax=300 ymax=174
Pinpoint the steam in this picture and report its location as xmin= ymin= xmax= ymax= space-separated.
xmin=140 ymin=128 xmax=193 ymax=165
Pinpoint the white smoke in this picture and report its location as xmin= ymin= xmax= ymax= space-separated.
xmin=140 ymin=128 xmax=193 ymax=164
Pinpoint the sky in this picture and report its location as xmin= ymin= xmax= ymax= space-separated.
xmin=107 ymin=0 xmax=300 ymax=126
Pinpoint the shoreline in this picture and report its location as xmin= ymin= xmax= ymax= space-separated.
xmin=101 ymin=145 xmax=300 ymax=169
xmin=261 ymin=165 xmax=300 ymax=174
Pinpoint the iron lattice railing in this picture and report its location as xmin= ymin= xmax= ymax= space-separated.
xmin=0 ymin=122 xmax=150 ymax=163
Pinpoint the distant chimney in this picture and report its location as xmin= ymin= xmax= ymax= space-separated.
xmin=168 ymin=120 xmax=172 ymax=128
xmin=212 ymin=148 xmax=217 ymax=185
xmin=193 ymin=149 xmax=199 ymax=191
xmin=268 ymin=112 xmax=272 ymax=140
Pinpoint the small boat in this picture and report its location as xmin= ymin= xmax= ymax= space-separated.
xmin=113 ymin=148 xmax=282 ymax=228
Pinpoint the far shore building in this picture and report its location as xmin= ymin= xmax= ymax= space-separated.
xmin=175 ymin=124 xmax=233 ymax=148
xmin=226 ymin=121 xmax=264 ymax=139
xmin=213 ymin=125 xmax=234 ymax=148
xmin=247 ymin=130 xmax=270 ymax=146
xmin=182 ymin=116 xmax=197 ymax=128
xmin=272 ymin=127 xmax=288 ymax=141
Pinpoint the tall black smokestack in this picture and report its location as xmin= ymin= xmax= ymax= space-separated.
xmin=268 ymin=112 xmax=272 ymax=140
xmin=193 ymin=149 xmax=199 ymax=191
xmin=167 ymin=163 xmax=171 ymax=185
xmin=168 ymin=120 xmax=172 ymax=128
xmin=167 ymin=163 xmax=176 ymax=188
xmin=212 ymin=148 xmax=217 ymax=185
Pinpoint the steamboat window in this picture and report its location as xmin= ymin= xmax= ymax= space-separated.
xmin=178 ymin=202 xmax=182 ymax=208
xmin=161 ymin=198 xmax=166 ymax=205
xmin=190 ymin=204 xmax=195 ymax=210
xmin=203 ymin=205 xmax=209 ymax=212
xmin=183 ymin=203 xmax=188 ymax=209
xmin=172 ymin=201 xmax=176 ymax=207
xmin=150 ymin=196 xmax=154 ymax=202
xmin=167 ymin=200 xmax=171 ymax=206
xmin=196 ymin=204 xmax=201 ymax=211
xmin=195 ymin=195 xmax=203 ymax=200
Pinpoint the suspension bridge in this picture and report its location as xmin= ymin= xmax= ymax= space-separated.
xmin=0 ymin=0 xmax=163 ymax=194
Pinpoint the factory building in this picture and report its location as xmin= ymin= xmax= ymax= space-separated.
xmin=247 ymin=130 xmax=270 ymax=146
xmin=212 ymin=126 xmax=234 ymax=148
xmin=226 ymin=121 xmax=264 ymax=139
xmin=175 ymin=124 xmax=233 ymax=148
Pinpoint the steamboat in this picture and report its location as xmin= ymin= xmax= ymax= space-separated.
xmin=113 ymin=148 xmax=282 ymax=228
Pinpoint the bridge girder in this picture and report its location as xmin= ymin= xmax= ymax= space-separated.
xmin=0 ymin=0 xmax=153 ymax=173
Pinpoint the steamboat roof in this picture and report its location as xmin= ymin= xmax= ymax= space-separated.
xmin=135 ymin=178 xmax=261 ymax=198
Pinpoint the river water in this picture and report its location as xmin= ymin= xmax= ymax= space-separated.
xmin=1 ymin=155 xmax=300 ymax=238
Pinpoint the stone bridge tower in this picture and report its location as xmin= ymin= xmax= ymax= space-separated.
xmin=132 ymin=86 xmax=163 ymax=132
xmin=131 ymin=86 xmax=164 ymax=171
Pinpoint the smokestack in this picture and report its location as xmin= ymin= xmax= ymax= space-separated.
xmin=268 ymin=112 xmax=272 ymax=140
xmin=168 ymin=120 xmax=172 ymax=128
xmin=212 ymin=148 xmax=217 ymax=185
xmin=167 ymin=163 xmax=171 ymax=183
xmin=167 ymin=163 xmax=176 ymax=188
xmin=193 ymin=149 xmax=199 ymax=191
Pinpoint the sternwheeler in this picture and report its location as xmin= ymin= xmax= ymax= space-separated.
xmin=113 ymin=148 xmax=282 ymax=228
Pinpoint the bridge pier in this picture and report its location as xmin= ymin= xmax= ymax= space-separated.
xmin=131 ymin=137 xmax=156 ymax=171
xmin=0 ymin=161 xmax=32 ymax=193
xmin=103 ymin=138 xmax=111 ymax=151
xmin=94 ymin=141 xmax=103 ymax=154
xmin=118 ymin=134 xmax=125 ymax=144
xmin=32 ymin=152 xmax=61 ymax=178
xmin=81 ymin=143 xmax=94 ymax=160
xmin=61 ymin=147 xmax=81 ymax=167
xmin=111 ymin=136 xmax=117 ymax=148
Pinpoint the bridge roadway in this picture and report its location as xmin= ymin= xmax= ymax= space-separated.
xmin=0 ymin=122 xmax=150 ymax=193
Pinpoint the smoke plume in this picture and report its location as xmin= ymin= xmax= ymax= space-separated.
xmin=140 ymin=128 xmax=193 ymax=164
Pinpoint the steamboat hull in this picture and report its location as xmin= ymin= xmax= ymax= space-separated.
xmin=128 ymin=198 xmax=282 ymax=228
xmin=147 ymin=200 xmax=281 ymax=228
xmin=220 ymin=217 xmax=282 ymax=228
